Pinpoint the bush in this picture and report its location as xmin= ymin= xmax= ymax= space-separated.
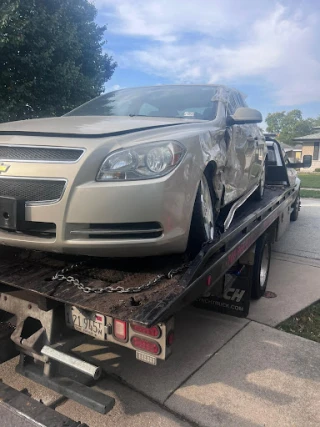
xmin=315 ymin=168 xmax=320 ymax=172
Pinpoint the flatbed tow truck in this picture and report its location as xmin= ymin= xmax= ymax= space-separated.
xmin=0 ymin=137 xmax=312 ymax=426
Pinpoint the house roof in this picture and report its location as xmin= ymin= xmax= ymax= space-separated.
xmin=293 ymin=132 xmax=320 ymax=141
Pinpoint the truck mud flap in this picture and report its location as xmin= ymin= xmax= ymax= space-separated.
xmin=193 ymin=266 xmax=252 ymax=318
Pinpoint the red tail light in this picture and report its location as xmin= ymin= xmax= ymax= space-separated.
xmin=131 ymin=336 xmax=161 ymax=355
xmin=113 ymin=319 xmax=128 ymax=341
xmin=131 ymin=323 xmax=161 ymax=338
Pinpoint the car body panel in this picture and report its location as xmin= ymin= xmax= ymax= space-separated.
xmin=0 ymin=115 xmax=202 ymax=136
xmin=0 ymin=85 xmax=266 ymax=257
xmin=223 ymin=123 xmax=265 ymax=204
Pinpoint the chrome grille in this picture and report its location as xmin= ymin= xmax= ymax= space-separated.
xmin=0 ymin=178 xmax=66 ymax=203
xmin=0 ymin=146 xmax=83 ymax=162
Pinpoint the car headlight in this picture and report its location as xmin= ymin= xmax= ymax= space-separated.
xmin=96 ymin=141 xmax=186 ymax=181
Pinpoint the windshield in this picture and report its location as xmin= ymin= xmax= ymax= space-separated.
xmin=65 ymin=86 xmax=219 ymax=121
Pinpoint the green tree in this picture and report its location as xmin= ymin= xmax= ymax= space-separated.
xmin=0 ymin=0 xmax=116 ymax=123
xmin=265 ymin=110 xmax=320 ymax=145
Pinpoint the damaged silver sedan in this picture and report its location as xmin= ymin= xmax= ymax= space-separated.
xmin=0 ymin=85 xmax=266 ymax=257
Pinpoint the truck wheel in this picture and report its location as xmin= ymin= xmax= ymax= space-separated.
xmin=253 ymin=164 xmax=266 ymax=201
xmin=290 ymin=192 xmax=300 ymax=221
xmin=188 ymin=174 xmax=215 ymax=256
xmin=251 ymin=233 xmax=271 ymax=299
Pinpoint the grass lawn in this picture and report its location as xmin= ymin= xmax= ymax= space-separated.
xmin=300 ymin=190 xmax=320 ymax=199
xmin=300 ymin=189 xmax=320 ymax=198
xmin=298 ymin=173 xmax=320 ymax=189
xmin=278 ymin=300 xmax=320 ymax=343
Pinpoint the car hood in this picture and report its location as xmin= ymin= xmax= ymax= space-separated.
xmin=0 ymin=116 xmax=198 ymax=138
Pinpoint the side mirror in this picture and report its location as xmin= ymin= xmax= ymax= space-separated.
xmin=287 ymin=155 xmax=312 ymax=169
xmin=227 ymin=107 xmax=263 ymax=126
xmin=302 ymin=154 xmax=312 ymax=168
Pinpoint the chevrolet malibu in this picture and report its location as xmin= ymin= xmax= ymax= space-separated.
xmin=0 ymin=85 xmax=266 ymax=257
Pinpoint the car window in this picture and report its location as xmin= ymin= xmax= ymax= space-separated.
xmin=139 ymin=103 xmax=159 ymax=116
xmin=226 ymin=91 xmax=247 ymax=116
xmin=282 ymin=150 xmax=290 ymax=165
xmin=66 ymin=86 xmax=220 ymax=120
xmin=227 ymin=93 xmax=237 ymax=115
xmin=267 ymin=146 xmax=277 ymax=164
xmin=234 ymin=92 xmax=246 ymax=108
xmin=178 ymin=107 xmax=209 ymax=119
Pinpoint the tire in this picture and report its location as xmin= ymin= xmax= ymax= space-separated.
xmin=290 ymin=192 xmax=300 ymax=222
xmin=251 ymin=233 xmax=271 ymax=299
xmin=253 ymin=163 xmax=266 ymax=201
xmin=188 ymin=174 xmax=216 ymax=256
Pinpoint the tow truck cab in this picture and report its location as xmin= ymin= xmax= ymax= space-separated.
xmin=265 ymin=135 xmax=312 ymax=187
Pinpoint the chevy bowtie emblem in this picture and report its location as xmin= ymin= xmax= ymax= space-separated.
xmin=0 ymin=164 xmax=10 ymax=173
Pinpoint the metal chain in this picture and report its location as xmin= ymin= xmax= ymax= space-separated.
xmin=51 ymin=261 xmax=191 ymax=294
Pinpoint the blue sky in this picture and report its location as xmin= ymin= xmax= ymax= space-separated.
xmin=93 ymin=0 xmax=320 ymax=123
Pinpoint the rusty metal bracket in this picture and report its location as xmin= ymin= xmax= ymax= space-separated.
xmin=17 ymin=362 xmax=115 ymax=415
xmin=0 ymin=379 xmax=88 ymax=426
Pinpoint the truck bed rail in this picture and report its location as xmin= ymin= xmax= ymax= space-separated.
xmin=0 ymin=186 xmax=295 ymax=326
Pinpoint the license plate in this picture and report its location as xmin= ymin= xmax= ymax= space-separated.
xmin=65 ymin=306 xmax=105 ymax=339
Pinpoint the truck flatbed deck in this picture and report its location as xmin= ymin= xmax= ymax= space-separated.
xmin=0 ymin=185 xmax=292 ymax=326
xmin=0 ymin=135 xmax=310 ymax=419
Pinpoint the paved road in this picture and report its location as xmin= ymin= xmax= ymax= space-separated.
xmin=273 ymin=198 xmax=320 ymax=260
xmin=249 ymin=197 xmax=320 ymax=325
xmin=1 ymin=198 xmax=319 ymax=427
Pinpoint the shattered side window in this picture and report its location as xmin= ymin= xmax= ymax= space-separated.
xmin=211 ymin=86 xmax=229 ymax=103
xmin=227 ymin=91 xmax=247 ymax=115
xmin=234 ymin=92 xmax=247 ymax=107
xmin=227 ymin=93 xmax=237 ymax=115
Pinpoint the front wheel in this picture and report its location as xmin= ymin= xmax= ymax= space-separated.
xmin=251 ymin=233 xmax=271 ymax=299
xmin=188 ymin=174 xmax=216 ymax=256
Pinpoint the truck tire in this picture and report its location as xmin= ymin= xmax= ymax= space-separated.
xmin=251 ymin=233 xmax=271 ymax=299
xmin=188 ymin=174 xmax=216 ymax=256
xmin=290 ymin=192 xmax=300 ymax=222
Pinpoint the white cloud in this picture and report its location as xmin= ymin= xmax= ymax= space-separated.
xmin=94 ymin=0 xmax=320 ymax=105
xmin=94 ymin=0 xmax=264 ymax=41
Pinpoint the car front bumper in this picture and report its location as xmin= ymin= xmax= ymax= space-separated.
xmin=0 ymin=154 xmax=199 ymax=257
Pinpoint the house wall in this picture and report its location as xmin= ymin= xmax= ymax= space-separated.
xmin=302 ymin=142 xmax=320 ymax=171
xmin=302 ymin=144 xmax=315 ymax=156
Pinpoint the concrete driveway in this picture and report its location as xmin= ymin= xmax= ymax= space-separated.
xmin=1 ymin=198 xmax=319 ymax=426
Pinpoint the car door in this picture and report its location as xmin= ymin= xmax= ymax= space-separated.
xmin=223 ymin=92 xmax=256 ymax=204
xmin=234 ymin=92 xmax=265 ymax=190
